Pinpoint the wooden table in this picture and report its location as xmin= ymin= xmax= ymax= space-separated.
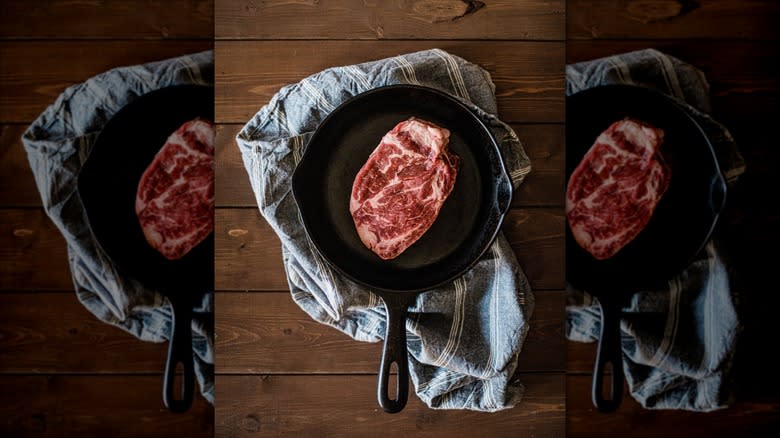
xmin=566 ymin=1 xmax=780 ymax=436
xmin=213 ymin=1 xmax=567 ymax=436
xmin=0 ymin=2 xmax=214 ymax=436
xmin=4 ymin=1 xmax=778 ymax=436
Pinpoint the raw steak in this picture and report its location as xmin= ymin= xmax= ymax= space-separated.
xmin=136 ymin=118 xmax=215 ymax=260
xmin=566 ymin=118 xmax=671 ymax=260
xmin=350 ymin=117 xmax=460 ymax=260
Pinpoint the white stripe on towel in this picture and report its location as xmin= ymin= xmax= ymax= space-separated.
xmin=432 ymin=277 xmax=466 ymax=368
xmin=433 ymin=49 xmax=470 ymax=101
xmin=300 ymin=77 xmax=336 ymax=113
xmin=343 ymin=65 xmax=372 ymax=91
xmin=393 ymin=55 xmax=420 ymax=85
xmin=653 ymin=50 xmax=686 ymax=101
xmin=648 ymin=276 xmax=682 ymax=367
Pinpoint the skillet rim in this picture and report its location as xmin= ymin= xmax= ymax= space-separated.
xmin=76 ymin=83 xmax=215 ymax=297
xmin=565 ymin=83 xmax=727 ymax=295
xmin=291 ymin=83 xmax=513 ymax=293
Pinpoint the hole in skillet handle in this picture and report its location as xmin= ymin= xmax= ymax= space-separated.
xmin=377 ymin=293 xmax=414 ymax=413
xmin=163 ymin=300 xmax=195 ymax=413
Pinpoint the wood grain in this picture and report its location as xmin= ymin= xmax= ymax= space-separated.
xmin=0 ymin=209 xmax=71 ymax=291
xmin=216 ymin=290 xmax=564 ymax=374
xmin=566 ymin=40 xmax=779 ymax=79
xmin=214 ymin=40 xmax=565 ymax=124
xmin=0 ymin=0 xmax=213 ymax=39
xmin=503 ymin=208 xmax=565 ymax=290
xmin=215 ymin=207 xmax=564 ymax=291
xmin=215 ymin=124 xmax=249 ymax=207
xmin=0 ymin=292 xmax=173 ymax=373
xmin=0 ymin=375 xmax=213 ymax=438
xmin=567 ymin=0 xmax=780 ymax=40
xmin=215 ymin=208 xmax=285 ymax=291
xmin=216 ymin=0 xmax=564 ymax=41
xmin=566 ymin=375 xmax=780 ymax=438
xmin=513 ymin=123 xmax=565 ymax=207
xmin=567 ymin=341 xmax=599 ymax=374
xmin=0 ymin=125 xmax=39 ymax=207
xmin=0 ymin=41 xmax=213 ymax=123
xmin=216 ymin=374 xmax=564 ymax=437
xmin=566 ymin=40 xmax=780 ymax=123
xmin=216 ymin=123 xmax=564 ymax=208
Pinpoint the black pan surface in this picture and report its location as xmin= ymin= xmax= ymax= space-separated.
xmin=292 ymin=84 xmax=513 ymax=413
xmin=292 ymin=84 xmax=512 ymax=293
xmin=566 ymin=84 xmax=727 ymax=412
xmin=77 ymin=84 xmax=214 ymax=413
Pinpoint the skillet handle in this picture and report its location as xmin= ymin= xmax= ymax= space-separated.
xmin=592 ymin=299 xmax=624 ymax=413
xmin=163 ymin=299 xmax=195 ymax=413
xmin=377 ymin=293 xmax=414 ymax=414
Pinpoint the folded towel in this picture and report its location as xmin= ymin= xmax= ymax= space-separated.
xmin=237 ymin=48 xmax=534 ymax=412
xmin=566 ymin=48 xmax=745 ymax=412
xmin=22 ymin=51 xmax=215 ymax=404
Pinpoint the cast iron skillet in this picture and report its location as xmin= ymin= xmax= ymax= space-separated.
xmin=292 ymin=84 xmax=513 ymax=413
xmin=566 ymin=84 xmax=727 ymax=413
xmin=77 ymin=85 xmax=214 ymax=413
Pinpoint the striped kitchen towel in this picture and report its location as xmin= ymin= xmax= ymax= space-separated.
xmin=237 ymin=49 xmax=534 ymax=411
xmin=566 ymin=49 xmax=744 ymax=411
xmin=22 ymin=51 xmax=215 ymax=404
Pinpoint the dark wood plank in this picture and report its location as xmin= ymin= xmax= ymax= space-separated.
xmin=0 ymin=209 xmax=71 ymax=291
xmin=567 ymin=341 xmax=598 ymax=374
xmin=215 ymin=207 xmax=564 ymax=291
xmin=215 ymin=124 xmax=254 ymax=208
xmin=0 ymin=375 xmax=213 ymax=438
xmin=513 ymin=123 xmax=565 ymax=207
xmin=216 ymin=123 xmax=564 ymax=208
xmin=565 ymin=40 xmax=780 ymax=123
xmin=215 ymin=41 xmax=565 ymax=124
xmin=566 ymin=40 xmax=779 ymax=80
xmin=716 ymin=121 xmax=780 ymax=226
xmin=216 ymin=289 xmax=564 ymax=374
xmin=503 ymin=208 xmax=565 ymax=291
xmin=0 ymin=293 xmax=173 ymax=373
xmin=567 ymin=0 xmax=780 ymax=40
xmin=214 ymin=208 xmax=285 ymax=291
xmin=216 ymin=0 xmax=564 ymax=41
xmin=0 ymin=41 xmax=213 ymax=123
xmin=719 ymin=212 xmax=780 ymax=401
xmin=216 ymin=374 xmax=564 ymax=437
xmin=0 ymin=0 xmax=213 ymax=39
xmin=566 ymin=375 xmax=780 ymax=438
xmin=0 ymin=125 xmax=39 ymax=207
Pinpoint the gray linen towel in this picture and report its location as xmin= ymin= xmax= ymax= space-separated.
xmin=566 ymin=48 xmax=745 ymax=412
xmin=237 ymin=48 xmax=534 ymax=411
xmin=22 ymin=51 xmax=215 ymax=403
